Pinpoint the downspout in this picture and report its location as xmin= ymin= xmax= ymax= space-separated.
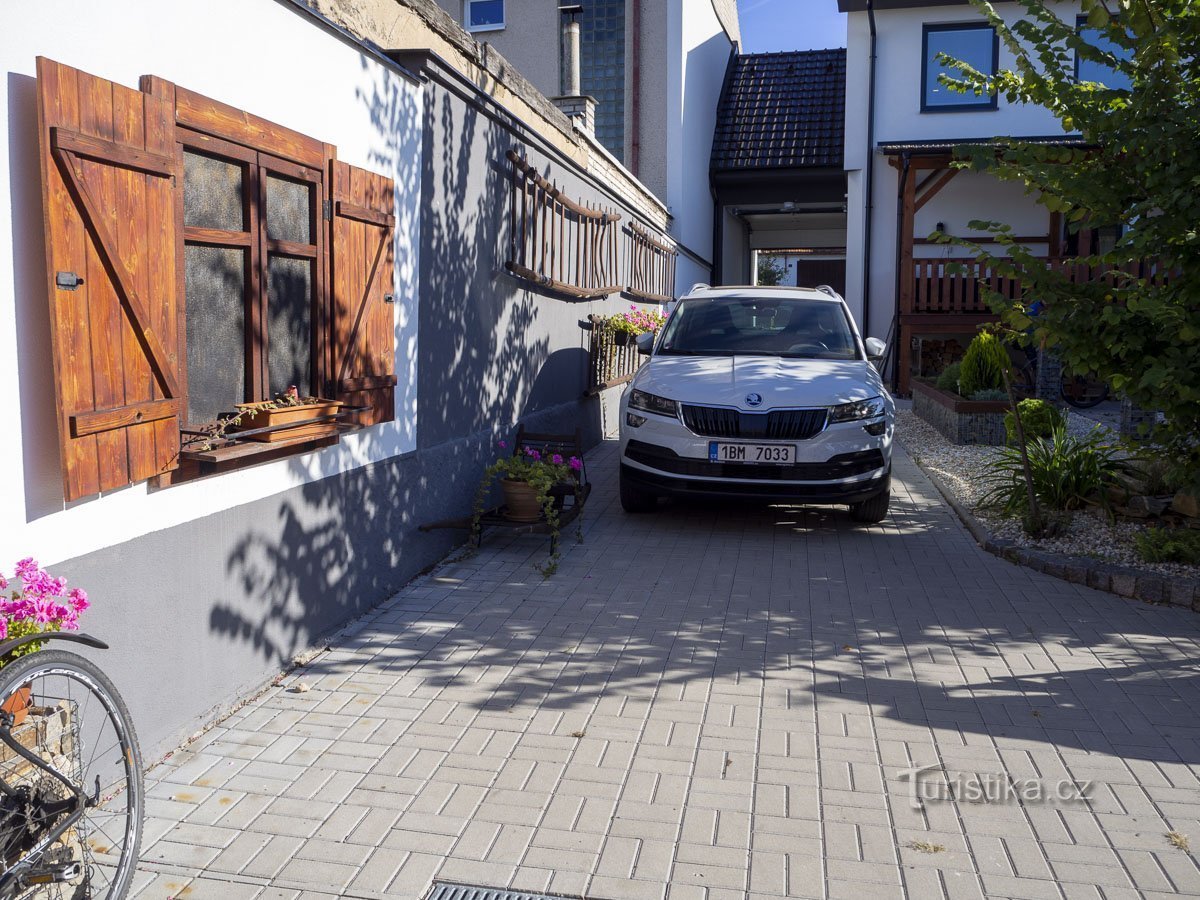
xmin=862 ymin=0 xmax=878 ymax=340
xmin=892 ymin=150 xmax=912 ymax=393
xmin=631 ymin=0 xmax=642 ymax=175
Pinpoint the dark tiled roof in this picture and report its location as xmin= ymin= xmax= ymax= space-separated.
xmin=712 ymin=49 xmax=846 ymax=172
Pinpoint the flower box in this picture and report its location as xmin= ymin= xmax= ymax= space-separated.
xmin=233 ymin=399 xmax=344 ymax=443
xmin=912 ymin=380 xmax=1008 ymax=446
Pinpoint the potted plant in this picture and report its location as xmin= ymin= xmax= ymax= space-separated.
xmin=0 ymin=559 xmax=90 ymax=725
xmin=471 ymin=442 xmax=584 ymax=575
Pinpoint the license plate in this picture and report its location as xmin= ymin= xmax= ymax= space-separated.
xmin=708 ymin=442 xmax=795 ymax=464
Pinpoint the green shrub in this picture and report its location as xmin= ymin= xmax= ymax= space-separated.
xmin=959 ymin=332 xmax=1009 ymax=398
xmin=969 ymin=389 xmax=1009 ymax=402
xmin=1005 ymin=399 xmax=1066 ymax=444
xmin=936 ymin=362 xmax=962 ymax=393
xmin=1134 ymin=527 xmax=1200 ymax=565
xmin=980 ymin=422 xmax=1130 ymax=514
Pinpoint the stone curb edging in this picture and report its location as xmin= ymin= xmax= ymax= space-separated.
xmin=909 ymin=452 xmax=1200 ymax=613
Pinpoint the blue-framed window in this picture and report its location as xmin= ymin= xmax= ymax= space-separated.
xmin=1075 ymin=16 xmax=1133 ymax=90
xmin=466 ymin=0 xmax=505 ymax=32
xmin=922 ymin=23 xmax=998 ymax=112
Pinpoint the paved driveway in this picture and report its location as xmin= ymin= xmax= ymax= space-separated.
xmin=135 ymin=443 xmax=1200 ymax=899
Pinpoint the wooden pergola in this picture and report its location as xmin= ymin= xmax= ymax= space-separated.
xmin=882 ymin=138 xmax=1087 ymax=395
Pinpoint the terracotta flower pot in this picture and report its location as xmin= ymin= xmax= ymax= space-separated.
xmin=2 ymin=685 xmax=32 ymax=727
xmin=501 ymin=479 xmax=543 ymax=523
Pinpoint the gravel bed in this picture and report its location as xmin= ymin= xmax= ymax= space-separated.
xmin=897 ymin=408 xmax=1199 ymax=580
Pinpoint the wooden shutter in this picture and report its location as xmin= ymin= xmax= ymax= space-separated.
xmin=329 ymin=160 xmax=397 ymax=426
xmin=37 ymin=58 xmax=182 ymax=501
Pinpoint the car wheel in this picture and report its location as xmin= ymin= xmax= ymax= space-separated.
xmin=620 ymin=471 xmax=658 ymax=513
xmin=849 ymin=488 xmax=890 ymax=524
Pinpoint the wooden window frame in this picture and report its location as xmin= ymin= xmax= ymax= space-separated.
xmin=145 ymin=78 xmax=340 ymax=483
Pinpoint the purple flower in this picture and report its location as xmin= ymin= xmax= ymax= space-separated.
xmin=68 ymin=588 xmax=90 ymax=613
xmin=530 ymin=450 xmax=542 ymax=461
xmin=569 ymin=457 xmax=582 ymax=471
xmin=14 ymin=558 xmax=39 ymax=582
xmin=551 ymin=454 xmax=564 ymax=465
xmin=498 ymin=440 xmax=507 ymax=448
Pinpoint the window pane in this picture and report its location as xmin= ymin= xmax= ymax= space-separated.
xmin=1078 ymin=25 xmax=1133 ymax=89
xmin=469 ymin=0 xmax=504 ymax=27
xmin=925 ymin=27 xmax=995 ymax=108
xmin=183 ymin=150 xmax=244 ymax=231
xmin=265 ymin=174 xmax=312 ymax=244
xmin=184 ymin=246 xmax=245 ymax=423
xmin=267 ymin=256 xmax=312 ymax=397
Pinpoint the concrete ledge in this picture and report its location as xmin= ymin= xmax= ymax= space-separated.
xmin=912 ymin=453 xmax=1200 ymax=613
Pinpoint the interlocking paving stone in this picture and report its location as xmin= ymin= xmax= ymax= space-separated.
xmin=136 ymin=442 xmax=1200 ymax=898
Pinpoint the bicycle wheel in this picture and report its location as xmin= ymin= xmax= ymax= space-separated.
xmin=1060 ymin=372 xmax=1110 ymax=409
xmin=0 ymin=649 xmax=143 ymax=900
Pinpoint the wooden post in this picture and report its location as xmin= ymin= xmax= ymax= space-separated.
xmin=897 ymin=156 xmax=917 ymax=396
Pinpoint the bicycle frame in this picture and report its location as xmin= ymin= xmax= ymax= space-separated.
xmin=0 ymin=634 xmax=110 ymax=898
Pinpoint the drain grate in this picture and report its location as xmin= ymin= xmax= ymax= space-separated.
xmin=426 ymin=883 xmax=584 ymax=900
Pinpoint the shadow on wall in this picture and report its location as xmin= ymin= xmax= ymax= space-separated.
xmin=7 ymin=73 xmax=66 ymax=523
xmin=213 ymin=61 xmax=602 ymax=664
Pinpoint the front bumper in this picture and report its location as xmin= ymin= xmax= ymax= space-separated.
xmin=618 ymin=402 xmax=893 ymax=504
xmin=621 ymin=461 xmax=890 ymax=502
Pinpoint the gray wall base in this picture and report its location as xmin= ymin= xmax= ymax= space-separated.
xmin=54 ymin=398 xmax=600 ymax=762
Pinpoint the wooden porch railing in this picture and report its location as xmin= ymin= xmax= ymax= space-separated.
xmin=908 ymin=257 xmax=1168 ymax=315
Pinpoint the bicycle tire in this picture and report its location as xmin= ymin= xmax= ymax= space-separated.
xmin=0 ymin=649 xmax=143 ymax=900
xmin=1060 ymin=373 xmax=1111 ymax=409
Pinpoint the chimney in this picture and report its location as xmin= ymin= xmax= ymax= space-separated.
xmin=552 ymin=4 xmax=597 ymax=136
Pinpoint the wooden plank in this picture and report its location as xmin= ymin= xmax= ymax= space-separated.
xmin=112 ymin=79 xmax=158 ymax=484
xmin=335 ymin=199 xmax=394 ymax=228
xmin=264 ymin=238 xmax=318 ymax=259
xmin=173 ymin=84 xmax=324 ymax=169
xmin=80 ymin=68 xmax=129 ymax=493
xmin=340 ymin=374 xmax=398 ymax=392
xmin=183 ymin=226 xmax=253 ymax=247
xmin=71 ymin=399 xmax=179 ymax=437
xmin=145 ymin=89 xmax=180 ymax=475
xmin=51 ymin=127 xmax=174 ymax=177
xmin=38 ymin=58 xmax=101 ymax=499
xmin=180 ymin=427 xmax=348 ymax=463
xmin=914 ymin=167 xmax=959 ymax=213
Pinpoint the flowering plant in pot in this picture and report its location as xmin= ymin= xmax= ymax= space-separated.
xmin=602 ymin=306 xmax=668 ymax=345
xmin=471 ymin=442 xmax=584 ymax=576
xmin=0 ymin=559 xmax=90 ymax=724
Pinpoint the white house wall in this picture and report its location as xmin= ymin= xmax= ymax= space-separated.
xmin=0 ymin=0 xmax=423 ymax=567
xmin=667 ymin=0 xmax=735 ymax=291
xmin=845 ymin=1 xmax=1078 ymax=343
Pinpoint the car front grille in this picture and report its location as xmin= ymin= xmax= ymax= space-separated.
xmin=680 ymin=404 xmax=828 ymax=441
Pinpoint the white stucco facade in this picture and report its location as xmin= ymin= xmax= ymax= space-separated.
xmin=844 ymin=1 xmax=1079 ymax=343
xmin=0 ymin=0 xmax=423 ymax=566
xmin=666 ymin=0 xmax=737 ymax=290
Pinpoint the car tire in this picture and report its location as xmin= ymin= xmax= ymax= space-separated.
xmin=620 ymin=472 xmax=658 ymax=513
xmin=849 ymin=488 xmax=890 ymax=524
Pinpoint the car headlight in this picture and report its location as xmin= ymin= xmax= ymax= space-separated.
xmin=829 ymin=396 xmax=886 ymax=423
xmin=628 ymin=389 xmax=679 ymax=418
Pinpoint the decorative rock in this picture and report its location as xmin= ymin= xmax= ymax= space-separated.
xmin=1111 ymin=572 xmax=1138 ymax=598
xmin=1134 ymin=576 xmax=1165 ymax=604
xmin=1172 ymin=491 xmax=1200 ymax=519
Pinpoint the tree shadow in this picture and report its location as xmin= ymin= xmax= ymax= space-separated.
xmin=288 ymin=452 xmax=1200 ymax=765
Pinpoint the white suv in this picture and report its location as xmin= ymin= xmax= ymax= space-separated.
xmin=618 ymin=285 xmax=895 ymax=521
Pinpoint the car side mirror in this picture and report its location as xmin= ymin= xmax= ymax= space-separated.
xmin=636 ymin=332 xmax=655 ymax=356
xmin=864 ymin=337 xmax=886 ymax=360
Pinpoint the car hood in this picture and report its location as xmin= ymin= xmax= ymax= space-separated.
xmin=633 ymin=355 xmax=888 ymax=410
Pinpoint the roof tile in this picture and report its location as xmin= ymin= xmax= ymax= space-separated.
xmin=712 ymin=49 xmax=846 ymax=172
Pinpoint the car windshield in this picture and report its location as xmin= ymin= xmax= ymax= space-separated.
xmin=657 ymin=297 xmax=861 ymax=360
